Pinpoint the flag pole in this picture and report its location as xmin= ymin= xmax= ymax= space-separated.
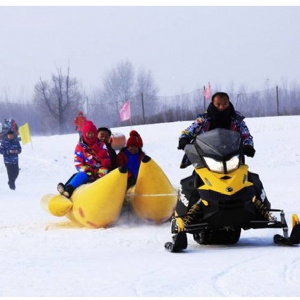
xmin=203 ymin=85 xmax=206 ymax=113
xmin=30 ymin=136 xmax=33 ymax=150
xmin=129 ymin=107 xmax=132 ymax=130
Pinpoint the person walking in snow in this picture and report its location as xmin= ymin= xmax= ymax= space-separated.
xmin=57 ymin=120 xmax=111 ymax=198
xmin=117 ymin=130 xmax=145 ymax=189
xmin=0 ymin=130 xmax=22 ymax=190
xmin=73 ymin=111 xmax=87 ymax=137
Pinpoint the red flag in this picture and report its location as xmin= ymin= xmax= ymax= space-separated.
xmin=119 ymin=100 xmax=131 ymax=122
xmin=204 ymin=82 xmax=211 ymax=100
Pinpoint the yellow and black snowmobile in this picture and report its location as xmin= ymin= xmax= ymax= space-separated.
xmin=165 ymin=128 xmax=300 ymax=252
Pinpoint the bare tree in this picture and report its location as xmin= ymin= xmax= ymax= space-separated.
xmin=135 ymin=68 xmax=159 ymax=97
xmin=100 ymin=60 xmax=135 ymax=116
xmin=34 ymin=66 xmax=83 ymax=134
xmin=135 ymin=68 xmax=159 ymax=123
xmin=98 ymin=61 xmax=160 ymax=125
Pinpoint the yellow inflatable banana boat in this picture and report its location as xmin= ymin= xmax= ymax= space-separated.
xmin=41 ymin=156 xmax=177 ymax=227
xmin=41 ymin=166 xmax=128 ymax=228
xmin=126 ymin=156 xmax=177 ymax=224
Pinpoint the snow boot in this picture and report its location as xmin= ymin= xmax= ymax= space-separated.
xmin=63 ymin=185 xmax=74 ymax=198
xmin=8 ymin=181 xmax=15 ymax=190
xmin=57 ymin=182 xmax=65 ymax=195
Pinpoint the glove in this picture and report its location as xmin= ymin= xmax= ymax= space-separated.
xmin=97 ymin=167 xmax=109 ymax=178
xmin=83 ymin=167 xmax=93 ymax=174
xmin=243 ymin=145 xmax=256 ymax=157
xmin=177 ymin=138 xmax=189 ymax=150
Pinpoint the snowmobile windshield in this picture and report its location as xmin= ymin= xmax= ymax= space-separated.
xmin=184 ymin=128 xmax=242 ymax=172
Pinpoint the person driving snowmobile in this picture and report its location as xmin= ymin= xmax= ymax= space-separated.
xmin=169 ymin=92 xmax=273 ymax=252
xmin=178 ymin=92 xmax=255 ymax=167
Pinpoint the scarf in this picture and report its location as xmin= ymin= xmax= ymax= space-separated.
xmin=207 ymin=101 xmax=235 ymax=130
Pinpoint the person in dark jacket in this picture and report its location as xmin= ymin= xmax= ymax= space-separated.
xmin=178 ymin=92 xmax=255 ymax=164
xmin=0 ymin=130 xmax=22 ymax=190
xmin=117 ymin=130 xmax=145 ymax=189
xmin=175 ymin=91 xmax=271 ymax=235
xmin=97 ymin=127 xmax=117 ymax=171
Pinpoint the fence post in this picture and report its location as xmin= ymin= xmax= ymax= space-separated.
xmin=203 ymin=85 xmax=205 ymax=113
xmin=236 ymin=94 xmax=240 ymax=111
xmin=141 ymin=93 xmax=146 ymax=124
xmin=276 ymin=85 xmax=279 ymax=116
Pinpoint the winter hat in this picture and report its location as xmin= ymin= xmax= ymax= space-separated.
xmin=7 ymin=130 xmax=14 ymax=135
xmin=82 ymin=120 xmax=98 ymax=145
xmin=126 ymin=130 xmax=143 ymax=148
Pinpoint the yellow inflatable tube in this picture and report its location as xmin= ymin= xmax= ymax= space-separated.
xmin=126 ymin=156 xmax=177 ymax=224
xmin=41 ymin=166 xmax=128 ymax=228
xmin=41 ymin=193 xmax=73 ymax=217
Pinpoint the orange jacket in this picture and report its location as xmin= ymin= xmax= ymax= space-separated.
xmin=73 ymin=115 xmax=87 ymax=132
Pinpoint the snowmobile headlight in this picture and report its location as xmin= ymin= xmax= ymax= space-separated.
xmin=226 ymin=155 xmax=240 ymax=172
xmin=204 ymin=155 xmax=239 ymax=173
xmin=203 ymin=157 xmax=224 ymax=173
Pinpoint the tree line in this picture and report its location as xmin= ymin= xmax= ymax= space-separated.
xmin=1 ymin=60 xmax=300 ymax=136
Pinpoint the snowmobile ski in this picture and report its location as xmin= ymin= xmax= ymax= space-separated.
xmin=164 ymin=242 xmax=177 ymax=252
xmin=274 ymin=216 xmax=300 ymax=246
xmin=164 ymin=231 xmax=188 ymax=253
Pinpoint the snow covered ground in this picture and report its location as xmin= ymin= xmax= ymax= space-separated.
xmin=1 ymin=115 xmax=300 ymax=297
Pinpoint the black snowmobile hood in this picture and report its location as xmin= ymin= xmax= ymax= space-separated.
xmin=184 ymin=128 xmax=242 ymax=167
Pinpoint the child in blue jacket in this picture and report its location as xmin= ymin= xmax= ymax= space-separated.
xmin=0 ymin=130 xmax=22 ymax=190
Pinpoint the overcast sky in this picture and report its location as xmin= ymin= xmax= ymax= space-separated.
xmin=1 ymin=3 xmax=300 ymax=98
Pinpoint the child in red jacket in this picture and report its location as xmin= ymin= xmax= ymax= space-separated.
xmin=57 ymin=120 xmax=111 ymax=198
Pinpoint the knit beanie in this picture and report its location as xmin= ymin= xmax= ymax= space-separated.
xmin=82 ymin=120 xmax=98 ymax=145
xmin=126 ymin=130 xmax=143 ymax=148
